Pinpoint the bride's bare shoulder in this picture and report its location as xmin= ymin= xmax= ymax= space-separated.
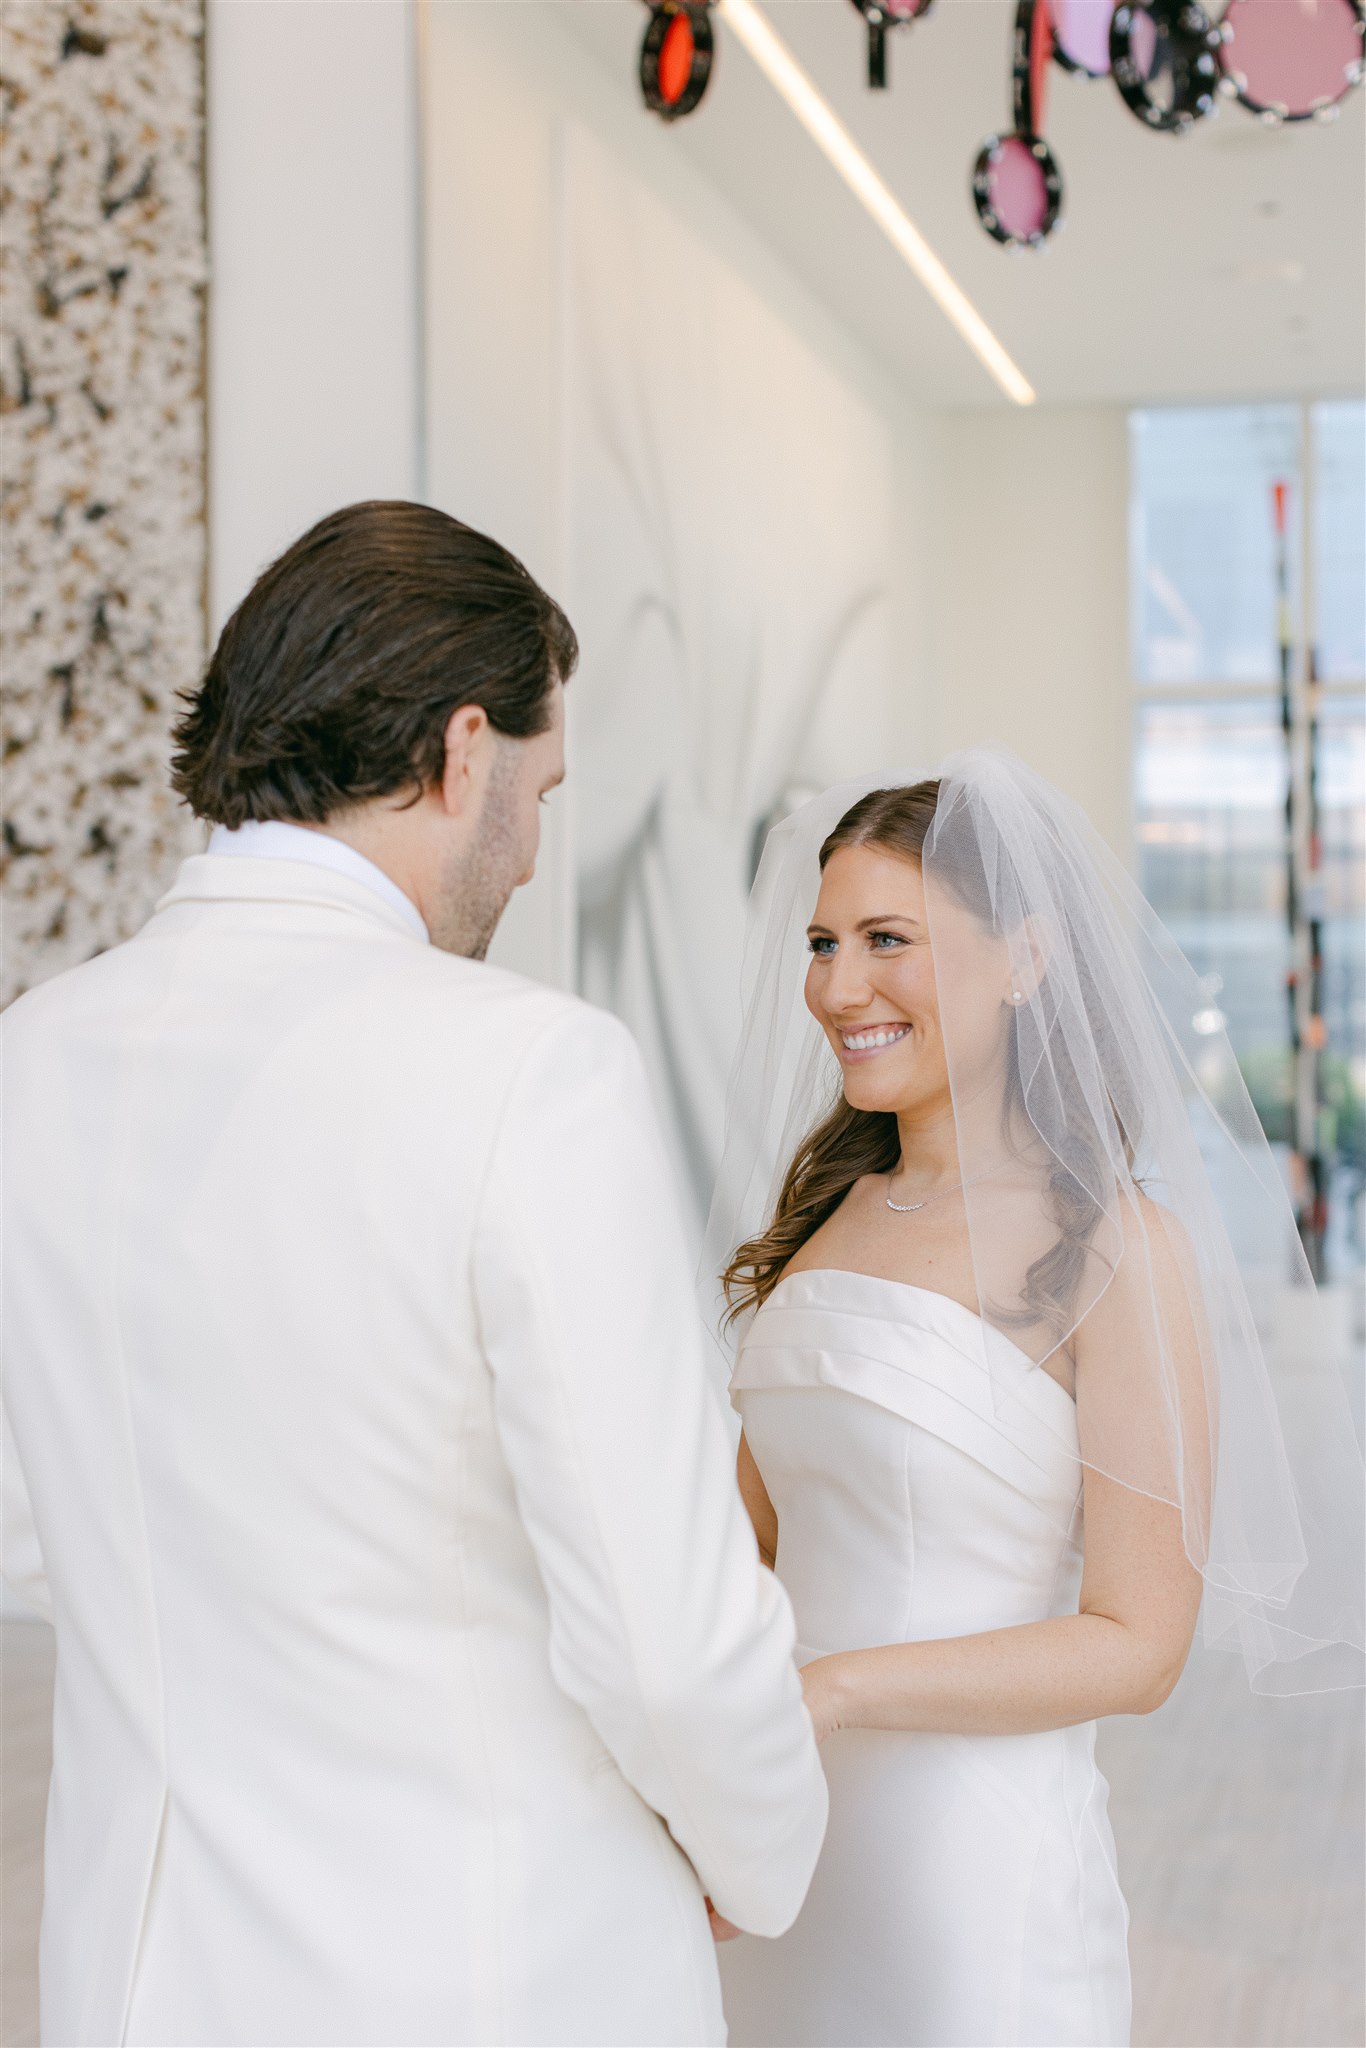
xmin=779 ymin=1173 xmax=888 ymax=1279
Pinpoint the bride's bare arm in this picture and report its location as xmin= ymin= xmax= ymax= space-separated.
xmin=801 ymin=1202 xmax=1206 ymax=1740
xmin=802 ymin=1469 xmax=1200 ymax=1738
xmin=738 ymin=1432 xmax=779 ymax=1570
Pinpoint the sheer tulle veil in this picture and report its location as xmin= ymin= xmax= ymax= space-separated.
xmin=702 ymin=748 xmax=1364 ymax=1694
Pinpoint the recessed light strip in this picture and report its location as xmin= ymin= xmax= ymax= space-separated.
xmin=716 ymin=0 xmax=1037 ymax=406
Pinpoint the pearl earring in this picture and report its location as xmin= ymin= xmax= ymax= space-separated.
xmin=1010 ymin=989 xmax=1024 ymax=1004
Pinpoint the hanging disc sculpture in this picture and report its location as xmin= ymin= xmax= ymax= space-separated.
xmin=632 ymin=0 xmax=1360 ymax=256
xmin=848 ymin=0 xmax=935 ymax=89
xmin=1111 ymin=0 xmax=1222 ymax=131
xmin=1051 ymin=0 xmax=1114 ymax=75
xmin=639 ymin=1 xmax=715 ymax=120
xmin=973 ymin=0 xmax=1065 ymax=249
xmin=1218 ymin=0 xmax=1365 ymax=122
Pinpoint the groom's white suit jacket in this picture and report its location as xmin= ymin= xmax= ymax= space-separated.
xmin=1 ymin=849 xmax=827 ymax=2048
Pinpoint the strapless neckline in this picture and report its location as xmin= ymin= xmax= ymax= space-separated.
xmin=733 ymin=1265 xmax=1081 ymax=1502
xmin=763 ymin=1266 xmax=1076 ymax=1413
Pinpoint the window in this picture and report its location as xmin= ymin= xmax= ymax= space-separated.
xmin=1130 ymin=404 xmax=1301 ymax=686
xmin=1130 ymin=401 xmax=1366 ymax=1283
xmin=1314 ymin=400 xmax=1366 ymax=682
xmin=1135 ymin=697 xmax=1290 ymax=1057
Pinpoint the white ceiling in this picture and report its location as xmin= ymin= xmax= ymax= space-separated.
xmin=561 ymin=0 xmax=1366 ymax=408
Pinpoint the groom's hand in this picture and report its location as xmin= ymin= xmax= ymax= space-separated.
xmin=705 ymin=1898 xmax=743 ymax=1942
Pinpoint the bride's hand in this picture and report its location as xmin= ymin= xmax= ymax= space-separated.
xmin=706 ymin=1898 xmax=742 ymax=1942
xmin=801 ymin=1655 xmax=849 ymax=1744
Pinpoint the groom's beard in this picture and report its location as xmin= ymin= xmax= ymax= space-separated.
xmin=429 ymin=747 xmax=525 ymax=961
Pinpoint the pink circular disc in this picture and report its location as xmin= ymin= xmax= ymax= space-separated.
xmin=986 ymin=135 xmax=1051 ymax=240
xmin=1129 ymin=6 xmax=1160 ymax=80
xmin=1053 ymin=0 xmax=1114 ymax=73
xmin=1222 ymin=0 xmax=1363 ymax=115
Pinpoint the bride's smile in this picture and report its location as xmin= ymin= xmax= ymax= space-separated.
xmin=837 ymin=1023 xmax=910 ymax=1057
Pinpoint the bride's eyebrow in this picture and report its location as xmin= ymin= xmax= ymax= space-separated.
xmin=805 ymin=914 xmax=922 ymax=939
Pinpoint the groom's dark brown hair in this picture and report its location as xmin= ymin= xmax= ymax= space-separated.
xmin=171 ymin=501 xmax=577 ymax=828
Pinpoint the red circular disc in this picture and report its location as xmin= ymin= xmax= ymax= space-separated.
xmin=658 ymin=10 xmax=697 ymax=104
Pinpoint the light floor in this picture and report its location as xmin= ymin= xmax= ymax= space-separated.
xmin=2 ymin=1617 xmax=1361 ymax=2048
xmin=2 ymin=1622 xmax=53 ymax=2048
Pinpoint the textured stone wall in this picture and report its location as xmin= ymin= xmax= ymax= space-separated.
xmin=1 ymin=0 xmax=207 ymax=1007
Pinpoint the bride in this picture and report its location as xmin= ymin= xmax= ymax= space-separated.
xmin=706 ymin=753 xmax=1363 ymax=2048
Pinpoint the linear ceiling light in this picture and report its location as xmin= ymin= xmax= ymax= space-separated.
xmin=716 ymin=0 xmax=1037 ymax=406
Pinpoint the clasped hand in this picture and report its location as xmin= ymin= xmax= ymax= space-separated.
xmin=707 ymin=1658 xmax=843 ymax=1943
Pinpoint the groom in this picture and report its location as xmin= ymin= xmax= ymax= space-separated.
xmin=1 ymin=502 xmax=826 ymax=2047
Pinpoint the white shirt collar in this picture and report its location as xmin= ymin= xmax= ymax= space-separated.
xmin=207 ymin=821 xmax=429 ymax=943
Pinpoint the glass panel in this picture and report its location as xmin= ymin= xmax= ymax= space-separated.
xmin=1135 ymin=692 xmax=1366 ymax=1277
xmin=1135 ymin=697 xmax=1290 ymax=1059
xmin=1312 ymin=399 xmax=1366 ymax=683
xmin=1130 ymin=405 xmax=1301 ymax=685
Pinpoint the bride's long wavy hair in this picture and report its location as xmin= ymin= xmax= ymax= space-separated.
xmin=721 ymin=780 xmax=1116 ymax=1335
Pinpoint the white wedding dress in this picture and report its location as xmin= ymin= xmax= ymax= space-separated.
xmin=718 ymin=1268 xmax=1131 ymax=2048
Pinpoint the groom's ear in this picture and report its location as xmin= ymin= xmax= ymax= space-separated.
xmin=439 ymin=704 xmax=494 ymax=819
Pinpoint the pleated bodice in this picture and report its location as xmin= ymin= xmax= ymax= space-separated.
xmin=731 ymin=1268 xmax=1086 ymax=1659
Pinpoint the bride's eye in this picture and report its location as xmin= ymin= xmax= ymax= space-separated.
xmin=808 ymin=936 xmax=837 ymax=958
xmin=869 ymin=930 xmax=907 ymax=951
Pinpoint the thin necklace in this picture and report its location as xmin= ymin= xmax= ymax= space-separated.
xmin=885 ymin=1175 xmax=965 ymax=1214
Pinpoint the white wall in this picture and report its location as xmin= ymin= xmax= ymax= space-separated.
xmin=925 ymin=404 xmax=1134 ymax=863
xmin=202 ymin=0 xmax=943 ymax=1008
xmin=205 ymin=0 xmax=420 ymax=631
xmin=419 ymin=0 xmax=573 ymax=984
xmin=203 ymin=0 xmax=1135 ymax=950
xmin=420 ymin=0 xmax=937 ymax=987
